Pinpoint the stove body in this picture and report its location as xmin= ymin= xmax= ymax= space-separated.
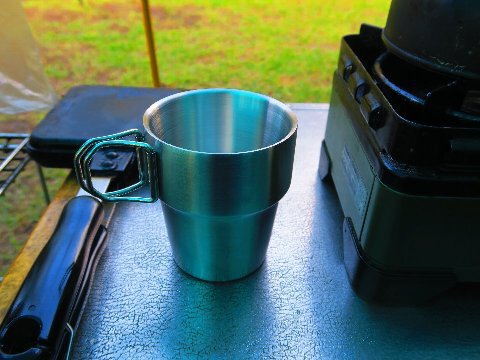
xmin=321 ymin=17 xmax=480 ymax=302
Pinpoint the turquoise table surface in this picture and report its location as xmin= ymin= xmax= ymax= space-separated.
xmin=72 ymin=104 xmax=480 ymax=359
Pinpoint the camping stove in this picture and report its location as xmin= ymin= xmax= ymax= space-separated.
xmin=320 ymin=0 xmax=480 ymax=302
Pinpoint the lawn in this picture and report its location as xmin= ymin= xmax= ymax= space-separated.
xmin=0 ymin=0 xmax=390 ymax=276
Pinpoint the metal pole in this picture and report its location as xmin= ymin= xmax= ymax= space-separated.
xmin=140 ymin=0 xmax=161 ymax=87
xmin=35 ymin=163 xmax=50 ymax=204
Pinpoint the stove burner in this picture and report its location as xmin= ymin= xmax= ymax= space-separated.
xmin=373 ymin=52 xmax=480 ymax=127
xmin=322 ymin=21 xmax=480 ymax=303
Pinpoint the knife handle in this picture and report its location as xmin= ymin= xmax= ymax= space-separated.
xmin=0 ymin=196 xmax=104 ymax=360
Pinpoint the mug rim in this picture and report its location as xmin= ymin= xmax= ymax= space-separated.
xmin=143 ymin=88 xmax=298 ymax=155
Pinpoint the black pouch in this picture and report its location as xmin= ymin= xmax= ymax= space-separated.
xmin=0 ymin=198 xmax=105 ymax=359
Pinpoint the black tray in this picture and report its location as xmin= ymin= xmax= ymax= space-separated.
xmin=27 ymin=85 xmax=182 ymax=168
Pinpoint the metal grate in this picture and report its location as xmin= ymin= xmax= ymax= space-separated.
xmin=0 ymin=133 xmax=50 ymax=203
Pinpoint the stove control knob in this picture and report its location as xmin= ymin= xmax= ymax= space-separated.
xmin=340 ymin=55 xmax=355 ymax=81
xmin=360 ymin=93 xmax=386 ymax=130
xmin=347 ymin=72 xmax=370 ymax=103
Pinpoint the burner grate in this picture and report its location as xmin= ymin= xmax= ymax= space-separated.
xmin=373 ymin=52 xmax=480 ymax=127
xmin=0 ymin=133 xmax=49 ymax=203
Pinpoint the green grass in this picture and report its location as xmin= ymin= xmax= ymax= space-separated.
xmin=23 ymin=0 xmax=390 ymax=100
xmin=0 ymin=0 xmax=390 ymax=276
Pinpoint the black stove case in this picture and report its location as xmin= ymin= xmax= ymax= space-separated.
xmin=27 ymin=85 xmax=181 ymax=169
xmin=320 ymin=24 xmax=480 ymax=303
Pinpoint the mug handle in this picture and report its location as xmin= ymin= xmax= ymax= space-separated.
xmin=74 ymin=129 xmax=159 ymax=203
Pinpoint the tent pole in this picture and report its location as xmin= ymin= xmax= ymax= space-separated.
xmin=140 ymin=0 xmax=160 ymax=87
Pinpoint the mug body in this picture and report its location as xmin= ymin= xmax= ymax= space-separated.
xmin=143 ymin=89 xmax=297 ymax=281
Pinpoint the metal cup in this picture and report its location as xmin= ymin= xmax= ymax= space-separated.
xmin=75 ymin=89 xmax=297 ymax=281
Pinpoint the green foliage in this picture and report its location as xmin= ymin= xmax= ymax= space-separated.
xmin=23 ymin=0 xmax=390 ymax=102
xmin=0 ymin=0 xmax=390 ymax=276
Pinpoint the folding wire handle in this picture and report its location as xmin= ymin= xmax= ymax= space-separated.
xmin=74 ymin=129 xmax=159 ymax=203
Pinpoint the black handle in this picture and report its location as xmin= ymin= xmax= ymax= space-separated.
xmin=0 ymin=196 xmax=104 ymax=359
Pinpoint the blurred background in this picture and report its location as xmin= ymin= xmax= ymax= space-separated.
xmin=0 ymin=0 xmax=390 ymax=276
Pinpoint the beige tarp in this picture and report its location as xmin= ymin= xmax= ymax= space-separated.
xmin=0 ymin=0 xmax=57 ymax=114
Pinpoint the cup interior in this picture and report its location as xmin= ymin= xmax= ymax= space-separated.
xmin=145 ymin=89 xmax=296 ymax=153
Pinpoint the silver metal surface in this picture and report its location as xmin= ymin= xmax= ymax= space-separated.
xmin=0 ymin=137 xmax=29 ymax=173
xmin=76 ymin=177 xmax=111 ymax=197
xmin=143 ymin=89 xmax=298 ymax=281
xmin=288 ymin=102 xmax=331 ymax=111
xmin=143 ymin=89 xmax=297 ymax=214
xmin=72 ymin=105 xmax=480 ymax=360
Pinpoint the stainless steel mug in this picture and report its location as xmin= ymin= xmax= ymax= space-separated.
xmin=74 ymin=89 xmax=297 ymax=281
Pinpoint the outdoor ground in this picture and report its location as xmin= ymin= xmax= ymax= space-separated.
xmin=0 ymin=0 xmax=390 ymax=276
